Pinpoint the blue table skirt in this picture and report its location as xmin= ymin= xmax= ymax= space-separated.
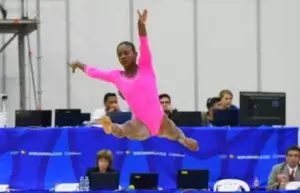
xmin=0 ymin=126 xmax=297 ymax=190
xmin=5 ymin=190 xmax=300 ymax=193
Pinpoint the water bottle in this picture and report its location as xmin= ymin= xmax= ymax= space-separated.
xmin=253 ymin=176 xmax=260 ymax=189
xmin=79 ymin=176 xmax=85 ymax=191
xmin=84 ymin=176 xmax=90 ymax=191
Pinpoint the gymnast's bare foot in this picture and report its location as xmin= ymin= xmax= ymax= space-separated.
xmin=184 ymin=138 xmax=199 ymax=151
xmin=99 ymin=116 xmax=112 ymax=134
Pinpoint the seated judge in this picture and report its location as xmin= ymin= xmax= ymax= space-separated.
xmin=90 ymin=92 xmax=130 ymax=126
xmin=267 ymin=145 xmax=300 ymax=190
xmin=91 ymin=93 xmax=120 ymax=122
xmin=85 ymin=149 xmax=116 ymax=181
xmin=201 ymin=97 xmax=223 ymax=126
xmin=159 ymin=93 xmax=178 ymax=120
xmin=219 ymin=89 xmax=238 ymax=110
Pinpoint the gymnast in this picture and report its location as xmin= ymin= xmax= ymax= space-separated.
xmin=69 ymin=9 xmax=198 ymax=151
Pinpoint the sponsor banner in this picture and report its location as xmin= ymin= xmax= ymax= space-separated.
xmin=0 ymin=127 xmax=297 ymax=190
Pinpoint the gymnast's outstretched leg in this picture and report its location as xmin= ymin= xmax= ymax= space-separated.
xmin=99 ymin=116 xmax=151 ymax=140
xmin=99 ymin=115 xmax=198 ymax=151
xmin=157 ymin=115 xmax=199 ymax=151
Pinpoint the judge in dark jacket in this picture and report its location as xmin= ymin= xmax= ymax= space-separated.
xmin=159 ymin=93 xmax=178 ymax=120
xmin=201 ymin=97 xmax=223 ymax=126
xmin=85 ymin=149 xmax=116 ymax=181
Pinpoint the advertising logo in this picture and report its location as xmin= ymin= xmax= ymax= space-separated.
xmin=272 ymin=154 xmax=285 ymax=159
xmin=236 ymin=155 xmax=270 ymax=160
xmin=115 ymin=151 xmax=185 ymax=157
xmin=11 ymin=150 xmax=82 ymax=156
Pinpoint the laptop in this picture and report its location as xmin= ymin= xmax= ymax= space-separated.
xmin=106 ymin=112 xmax=132 ymax=124
xmin=130 ymin=173 xmax=158 ymax=190
xmin=90 ymin=172 xmax=119 ymax=190
xmin=177 ymin=170 xmax=209 ymax=190
xmin=172 ymin=111 xmax=202 ymax=126
xmin=213 ymin=109 xmax=239 ymax=126
xmin=55 ymin=109 xmax=82 ymax=127
xmin=15 ymin=110 xmax=52 ymax=127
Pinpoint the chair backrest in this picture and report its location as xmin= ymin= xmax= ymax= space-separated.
xmin=213 ymin=179 xmax=250 ymax=192
xmin=285 ymin=181 xmax=300 ymax=190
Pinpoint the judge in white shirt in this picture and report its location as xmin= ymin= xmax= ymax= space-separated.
xmin=91 ymin=92 xmax=130 ymax=124
xmin=91 ymin=92 xmax=120 ymax=122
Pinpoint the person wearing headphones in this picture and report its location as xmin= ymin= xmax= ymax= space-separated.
xmin=267 ymin=145 xmax=300 ymax=190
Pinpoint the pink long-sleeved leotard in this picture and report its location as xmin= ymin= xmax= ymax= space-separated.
xmin=84 ymin=36 xmax=164 ymax=136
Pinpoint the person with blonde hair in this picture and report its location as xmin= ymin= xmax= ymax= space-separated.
xmin=219 ymin=89 xmax=238 ymax=110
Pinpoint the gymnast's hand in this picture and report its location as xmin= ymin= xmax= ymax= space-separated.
xmin=68 ymin=60 xmax=84 ymax=73
xmin=137 ymin=9 xmax=147 ymax=24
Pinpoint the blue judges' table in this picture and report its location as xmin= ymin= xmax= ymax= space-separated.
xmin=0 ymin=127 xmax=297 ymax=190
xmin=4 ymin=190 xmax=300 ymax=193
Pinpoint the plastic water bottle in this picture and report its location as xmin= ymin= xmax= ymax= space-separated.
xmin=84 ymin=176 xmax=90 ymax=191
xmin=253 ymin=176 xmax=260 ymax=189
xmin=79 ymin=176 xmax=85 ymax=191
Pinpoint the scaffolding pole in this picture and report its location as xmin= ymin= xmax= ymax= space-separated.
xmin=0 ymin=33 xmax=17 ymax=53
xmin=0 ymin=1 xmax=38 ymax=111
xmin=21 ymin=0 xmax=25 ymax=18
xmin=27 ymin=36 xmax=38 ymax=109
xmin=193 ymin=0 xmax=199 ymax=111
xmin=0 ymin=0 xmax=6 ymax=98
xmin=65 ymin=0 xmax=71 ymax=108
xmin=36 ymin=0 xmax=42 ymax=108
xmin=256 ymin=0 xmax=262 ymax=91
xmin=19 ymin=0 xmax=27 ymax=110
xmin=1 ymin=34 xmax=6 ymax=95
xmin=18 ymin=33 xmax=26 ymax=110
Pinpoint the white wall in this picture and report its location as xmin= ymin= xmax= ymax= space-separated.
xmin=70 ymin=0 xmax=131 ymax=112
xmin=260 ymin=0 xmax=300 ymax=126
xmin=132 ymin=0 xmax=195 ymax=110
xmin=197 ymin=0 xmax=257 ymax=110
xmin=1 ymin=0 xmax=300 ymax=127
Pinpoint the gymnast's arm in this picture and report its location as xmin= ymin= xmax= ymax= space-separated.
xmin=72 ymin=62 xmax=117 ymax=82
xmin=138 ymin=12 xmax=153 ymax=71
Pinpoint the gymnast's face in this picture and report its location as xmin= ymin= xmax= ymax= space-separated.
xmin=117 ymin=44 xmax=137 ymax=69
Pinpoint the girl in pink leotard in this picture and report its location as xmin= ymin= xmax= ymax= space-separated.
xmin=70 ymin=9 xmax=198 ymax=151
